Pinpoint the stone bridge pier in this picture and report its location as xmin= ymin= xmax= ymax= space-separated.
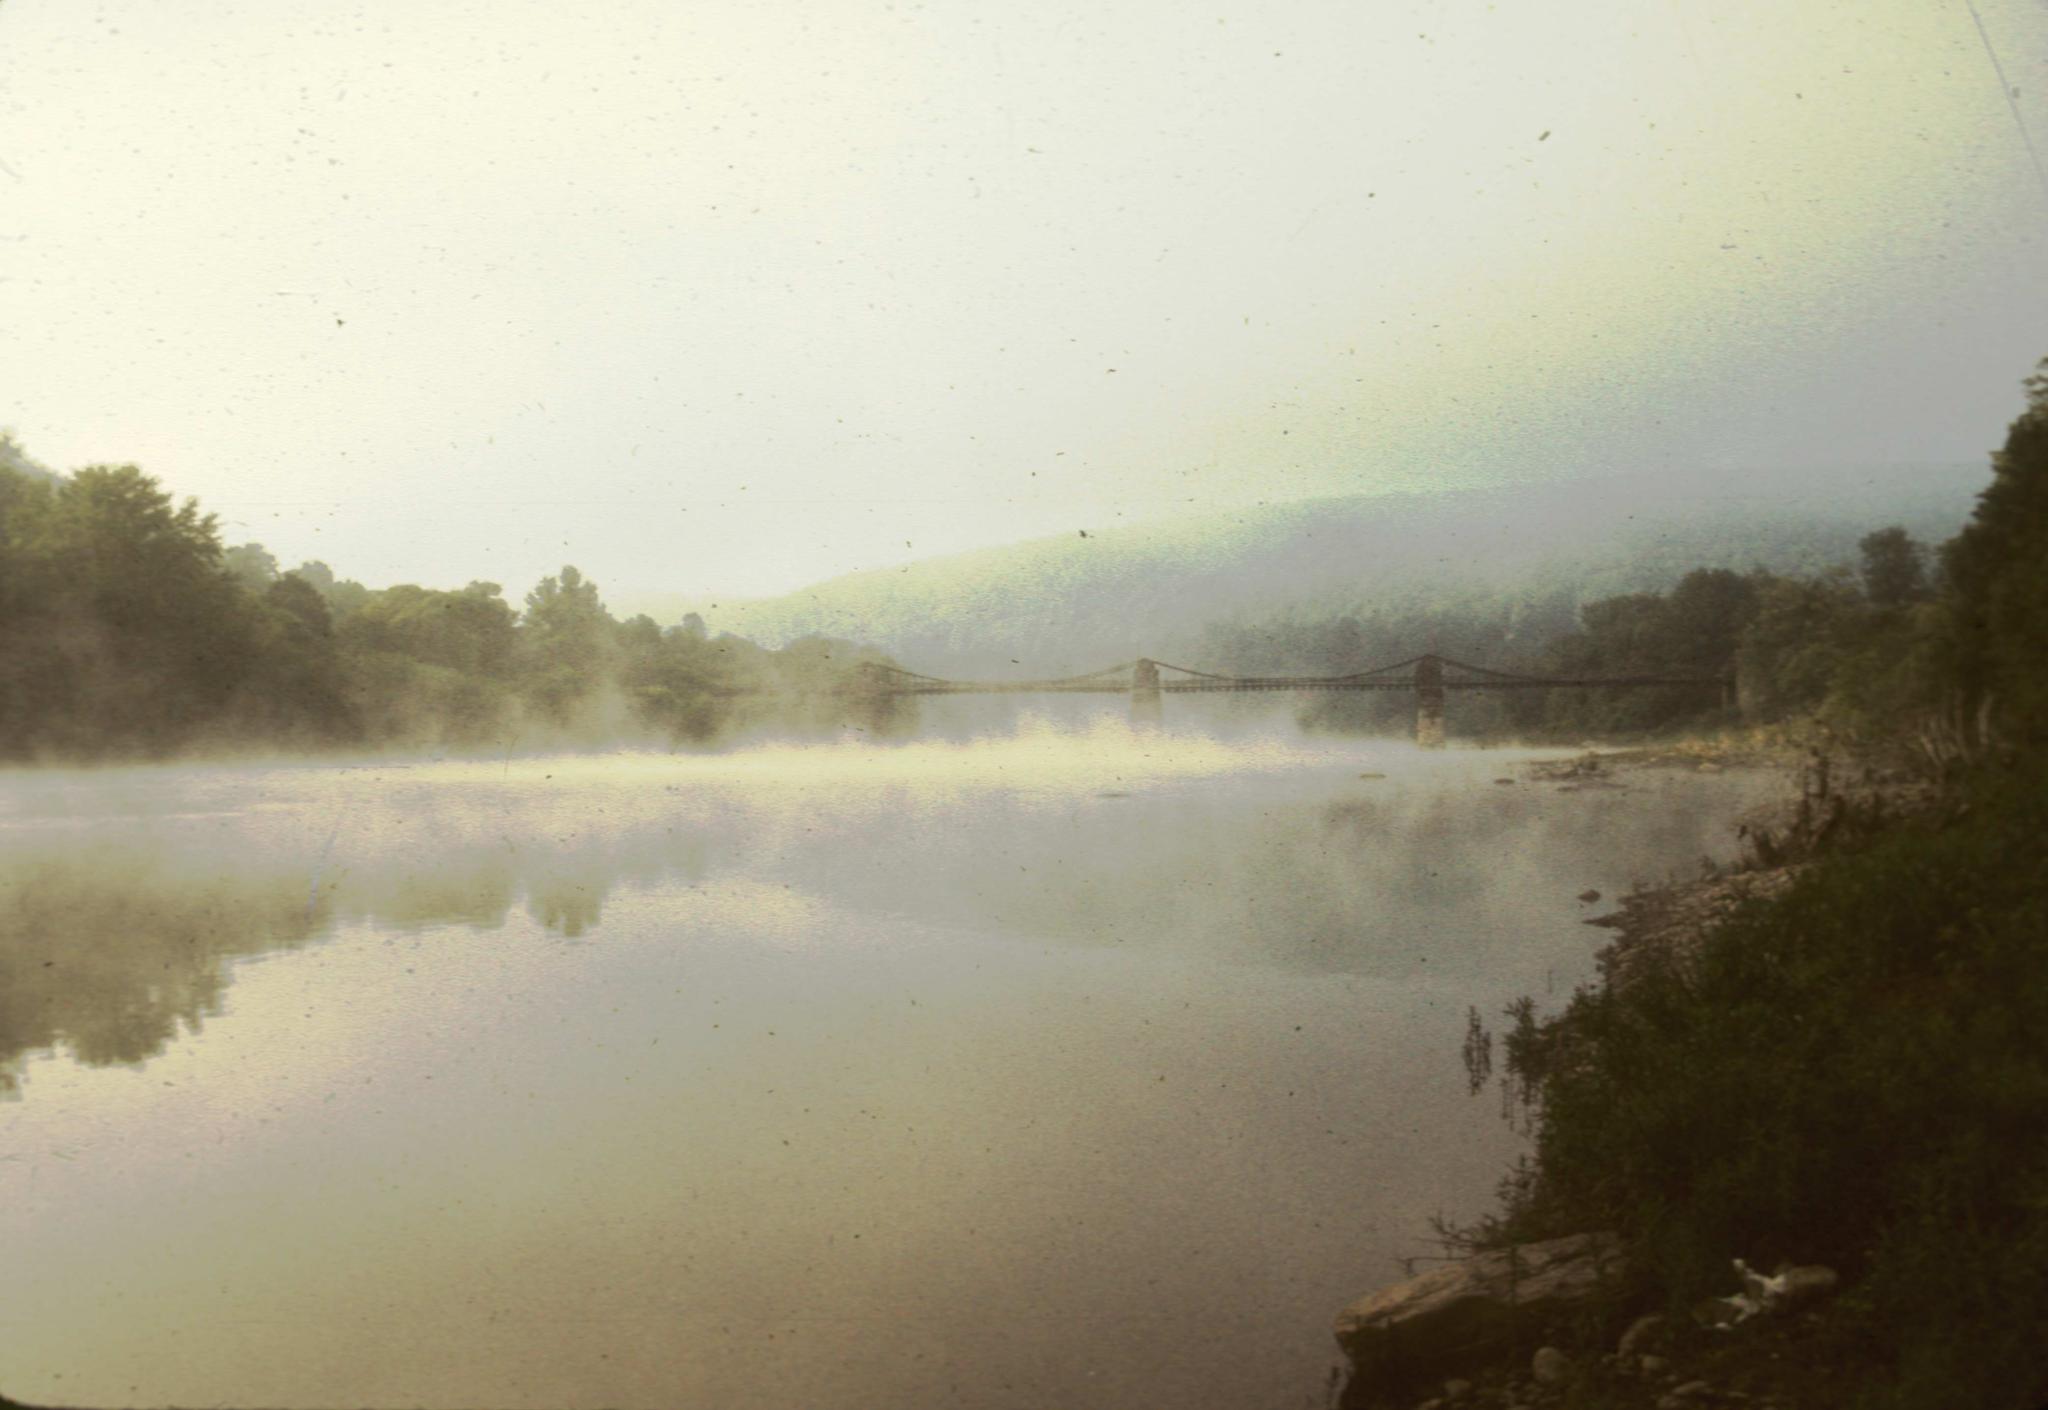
xmin=1414 ymin=654 xmax=1446 ymax=749
xmin=1130 ymin=658 xmax=1163 ymax=729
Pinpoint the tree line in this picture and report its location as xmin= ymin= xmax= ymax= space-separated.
xmin=1513 ymin=413 xmax=2044 ymax=756
xmin=1202 ymin=495 xmax=2019 ymax=760
xmin=8 ymin=358 xmax=2044 ymax=766
xmin=0 ymin=451 xmax=896 ymax=761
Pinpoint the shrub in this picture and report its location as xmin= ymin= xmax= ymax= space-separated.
xmin=1488 ymin=758 xmax=2048 ymax=1405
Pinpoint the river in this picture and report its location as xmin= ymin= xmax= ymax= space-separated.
xmin=0 ymin=717 xmax=1779 ymax=1409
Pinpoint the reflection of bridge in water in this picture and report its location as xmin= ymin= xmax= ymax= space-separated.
xmin=861 ymin=654 xmax=1733 ymax=746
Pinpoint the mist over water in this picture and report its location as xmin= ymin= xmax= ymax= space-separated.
xmin=1 ymin=712 xmax=1779 ymax=1409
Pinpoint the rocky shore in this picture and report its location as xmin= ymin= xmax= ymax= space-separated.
xmin=1331 ymin=1223 xmax=1846 ymax=1410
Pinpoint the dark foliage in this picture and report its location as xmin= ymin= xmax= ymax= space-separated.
xmin=1489 ymin=764 xmax=2048 ymax=1406
xmin=1942 ymin=360 xmax=2048 ymax=746
xmin=0 ymin=463 xmax=895 ymax=760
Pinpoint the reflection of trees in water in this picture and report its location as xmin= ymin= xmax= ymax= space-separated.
xmin=0 ymin=857 xmax=328 ymax=1094
xmin=527 ymin=854 xmax=621 ymax=938
xmin=1 ymin=766 xmax=1767 ymax=1094
xmin=0 ymin=826 xmax=719 ymax=1094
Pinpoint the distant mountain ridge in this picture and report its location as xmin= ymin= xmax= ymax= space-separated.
xmin=626 ymin=462 xmax=1991 ymax=675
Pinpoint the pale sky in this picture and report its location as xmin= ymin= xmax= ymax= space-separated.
xmin=2 ymin=0 xmax=2045 ymax=606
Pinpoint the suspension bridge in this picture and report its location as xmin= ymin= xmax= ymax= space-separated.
xmin=857 ymin=654 xmax=1732 ymax=746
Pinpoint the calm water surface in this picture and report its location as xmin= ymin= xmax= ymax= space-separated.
xmin=0 ymin=722 xmax=1778 ymax=1409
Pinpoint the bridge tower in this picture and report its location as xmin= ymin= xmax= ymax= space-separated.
xmin=1130 ymin=658 xmax=1163 ymax=728
xmin=1414 ymin=654 xmax=1446 ymax=748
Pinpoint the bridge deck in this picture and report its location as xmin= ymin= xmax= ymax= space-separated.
xmin=886 ymin=676 xmax=1722 ymax=696
xmin=850 ymin=655 xmax=1730 ymax=745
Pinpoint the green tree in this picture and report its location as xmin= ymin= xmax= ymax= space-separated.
xmin=1733 ymin=571 xmax=1856 ymax=723
xmin=223 ymin=542 xmax=281 ymax=593
xmin=1858 ymin=527 xmax=1930 ymax=608
xmin=1661 ymin=568 xmax=1761 ymax=675
xmin=291 ymin=559 xmax=373 ymax=618
xmin=1535 ymin=571 xmax=1757 ymax=735
xmin=614 ymin=614 xmax=729 ymax=739
xmin=519 ymin=565 xmax=615 ymax=725
xmin=231 ymin=574 xmax=359 ymax=743
xmin=0 ymin=465 xmax=258 ymax=756
xmin=346 ymin=581 xmax=518 ymax=677
xmin=1942 ymin=358 xmax=2048 ymax=743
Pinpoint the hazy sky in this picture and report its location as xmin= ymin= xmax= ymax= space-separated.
xmin=3 ymin=0 xmax=2045 ymax=606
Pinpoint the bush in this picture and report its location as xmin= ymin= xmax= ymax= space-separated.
xmin=1489 ymin=758 xmax=2048 ymax=1406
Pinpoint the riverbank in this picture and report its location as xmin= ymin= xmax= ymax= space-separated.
xmin=1332 ymin=743 xmax=2048 ymax=1410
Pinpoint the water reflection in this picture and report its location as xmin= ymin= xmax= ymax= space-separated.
xmin=0 ymin=856 xmax=318 ymax=1087
xmin=1 ymin=734 xmax=1785 ymax=1410
xmin=0 ymin=737 xmax=1771 ymax=1098
xmin=0 ymin=801 xmax=715 ymax=1094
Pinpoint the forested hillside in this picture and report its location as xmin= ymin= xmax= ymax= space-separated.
xmin=670 ymin=463 xmax=1981 ymax=676
xmin=1241 ymin=526 xmax=1956 ymax=746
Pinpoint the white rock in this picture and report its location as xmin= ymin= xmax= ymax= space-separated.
xmin=1531 ymin=1346 xmax=1572 ymax=1385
